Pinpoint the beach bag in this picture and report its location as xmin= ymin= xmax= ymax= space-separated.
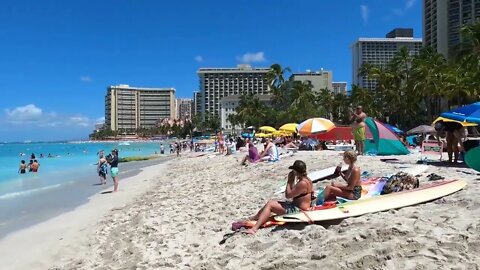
xmin=381 ymin=172 xmax=419 ymax=195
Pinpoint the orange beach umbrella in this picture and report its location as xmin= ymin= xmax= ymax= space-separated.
xmin=297 ymin=118 xmax=335 ymax=136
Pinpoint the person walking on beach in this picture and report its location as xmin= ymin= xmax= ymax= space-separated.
xmin=350 ymin=106 xmax=367 ymax=155
xmin=321 ymin=151 xmax=361 ymax=202
xmin=18 ymin=160 xmax=27 ymax=174
xmin=97 ymin=151 xmax=108 ymax=185
xmin=217 ymin=131 xmax=225 ymax=154
xmin=160 ymin=144 xmax=165 ymax=155
xmin=176 ymin=142 xmax=181 ymax=157
xmin=243 ymin=160 xmax=313 ymax=234
xmin=107 ymin=149 xmax=119 ymax=192
xmin=434 ymin=120 xmax=466 ymax=163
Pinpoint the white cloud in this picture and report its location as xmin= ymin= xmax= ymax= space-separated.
xmin=360 ymin=5 xmax=369 ymax=25
xmin=3 ymin=104 xmax=95 ymax=128
xmin=67 ymin=116 xmax=90 ymax=127
xmin=236 ymin=52 xmax=266 ymax=63
xmin=388 ymin=0 xmax=417 ymax=18
xmin=194 ymin=56 xmax=203 ymax=63
xmin=405 ymin=0 xmax=416 ymax=9
xmin=5 ymin=104 xmax=43 ymax=124
xmin=80 ymin=76 xmax=92 ymax=82
xmin=95 ymin=116 xmax=105 ymax=124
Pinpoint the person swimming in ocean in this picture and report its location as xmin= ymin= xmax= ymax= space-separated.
xmin=18 ymin=160 xmax=27 ymax=174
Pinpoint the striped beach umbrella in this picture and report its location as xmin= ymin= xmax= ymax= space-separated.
xmin=297 ymin=118 xmax=335 ymax=136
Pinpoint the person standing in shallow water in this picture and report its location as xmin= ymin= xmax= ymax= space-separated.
xmin=97 ymin=151 xmax=108 ymax=185
xmin=107 ymin=149 xmax=119 ymax=192
xmin=18 ymin=160 xmax=27 ymax=174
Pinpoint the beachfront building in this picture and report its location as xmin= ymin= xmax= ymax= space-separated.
xmin=423 ymin=0 xmax=480 ymax=59
xmin=332 ymin=82 xmax=348 ymax=95
xmin=105 ymin=84 xmax=176 ymax=132
xmin=352 ymin=28 xmax=422 ymax=91
xmin=292 ymin=69 xmax=333 ymax=92
xmin=220 ymin=94 xmax=273 ymax=134
xmin=175 ymin=98 xmax=193 ymax=120
xmin=192 ymin=91 xmax=202 ymax=116
xmin=197 ymin=64 xmax=270 ymax=119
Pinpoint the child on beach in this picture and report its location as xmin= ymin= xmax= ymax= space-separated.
xmin=18 ymin=160 xmax=27 ymax=174
xmin=322 ymin=151 xmax=361 ymax=202
xmin=243 ymin=160 xmax=313 ymax=234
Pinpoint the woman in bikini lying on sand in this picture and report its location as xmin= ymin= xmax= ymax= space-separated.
xmin=322 ymin=150 xmax=362 ymax=201
xmin=244 ymin=160 xmax=313 ymax=234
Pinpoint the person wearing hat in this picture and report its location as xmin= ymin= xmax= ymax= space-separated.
xmin=243 ymin=160 xmax=313 ymax=234
xmin=434 ymin=120 xmax=465 ymax=163
xmin=322 ymin=151 xmax=362 ymax=202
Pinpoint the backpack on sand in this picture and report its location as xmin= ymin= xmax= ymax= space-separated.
xmin=381 ymin=172 xmax=419 ymax=195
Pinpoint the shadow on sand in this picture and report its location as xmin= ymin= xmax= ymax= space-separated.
xmin=100 ymin=191 xmax=113 ymax=194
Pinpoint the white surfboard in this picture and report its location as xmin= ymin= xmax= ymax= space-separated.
xmin=274 ymin=179 xmax=466 ymax=223
xmin=274 ymin=165 xmax=349 ymax=195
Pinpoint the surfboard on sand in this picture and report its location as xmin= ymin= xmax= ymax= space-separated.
xmin=465 ymin=146 xmax=480 ymax=172
xmin=274 ymin=179 xmax=466 ymax=223
xmin=274 ymin=165 xmax=349 ymax=195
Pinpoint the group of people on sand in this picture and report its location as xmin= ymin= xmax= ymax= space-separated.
xmin=244 ymin=150 xmax=360 ymax=234
xmin=97 ymin=149 xmax=120 ymax=192
xmin=240 ymin=138 xmax=279 ymax=165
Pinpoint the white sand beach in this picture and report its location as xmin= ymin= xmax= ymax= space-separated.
xmin=2 ymin=150 xmax=480 ymax=269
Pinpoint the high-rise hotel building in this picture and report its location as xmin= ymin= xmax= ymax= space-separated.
xmin=105 ymin=85 xmax=176 ymax=131
xmin=197 ymin=64 xmax=270 ymax=118
xmin=423 ymin=0 xmax=480 ymax=59
xmin=175 ymin=98 xmax=193 ymax=120
xmin=352 ymin=28 xmax=422 ymax=90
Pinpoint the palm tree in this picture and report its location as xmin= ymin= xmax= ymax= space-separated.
xmin=266 ymin=64 xmax=291 ymax=109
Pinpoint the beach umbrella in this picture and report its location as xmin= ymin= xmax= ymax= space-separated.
xmin=297 ymin=118 xmax=335 ymax=136
xmin=255 ymin=133 xmax=269 ymax=138
xmin=407 ymin=125 xmax=435 ymax=135
xmin=279 ymin=123 xmax=298 ymax=133
xmin=432 ymin=116 xmax=478 ymax=127
xmin=259 ymin=126 xmax=277 ymax=133
xmin=440 ymin=102 xmax=480 ymax=124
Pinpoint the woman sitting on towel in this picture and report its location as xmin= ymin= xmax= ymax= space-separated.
xmin=244 ymin=160 xmax=313 ymax=234
xmin=323 ymin=150 xmax=362 ymax=201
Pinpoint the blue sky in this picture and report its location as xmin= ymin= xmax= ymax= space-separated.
xmin=0 ymin=0 xmax=422 ymax=142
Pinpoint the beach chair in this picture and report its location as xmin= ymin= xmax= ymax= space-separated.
xmin=421 ymin=141 xmax=443 ymax=162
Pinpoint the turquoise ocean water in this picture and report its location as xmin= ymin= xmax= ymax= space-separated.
xmin=0 ymin=141 xmax=168 ymax=200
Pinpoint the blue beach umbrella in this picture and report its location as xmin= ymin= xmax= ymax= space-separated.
xmin=440 ymin=102 xmax=480 ymax=124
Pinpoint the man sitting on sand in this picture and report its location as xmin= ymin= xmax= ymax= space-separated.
xmin=259 ymin=139 xmax=279 ymax=161
xmin=321 ymin=151 xmax=361 ymax=202
xmin=243 ymin=160 xmax=313 ymax=234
